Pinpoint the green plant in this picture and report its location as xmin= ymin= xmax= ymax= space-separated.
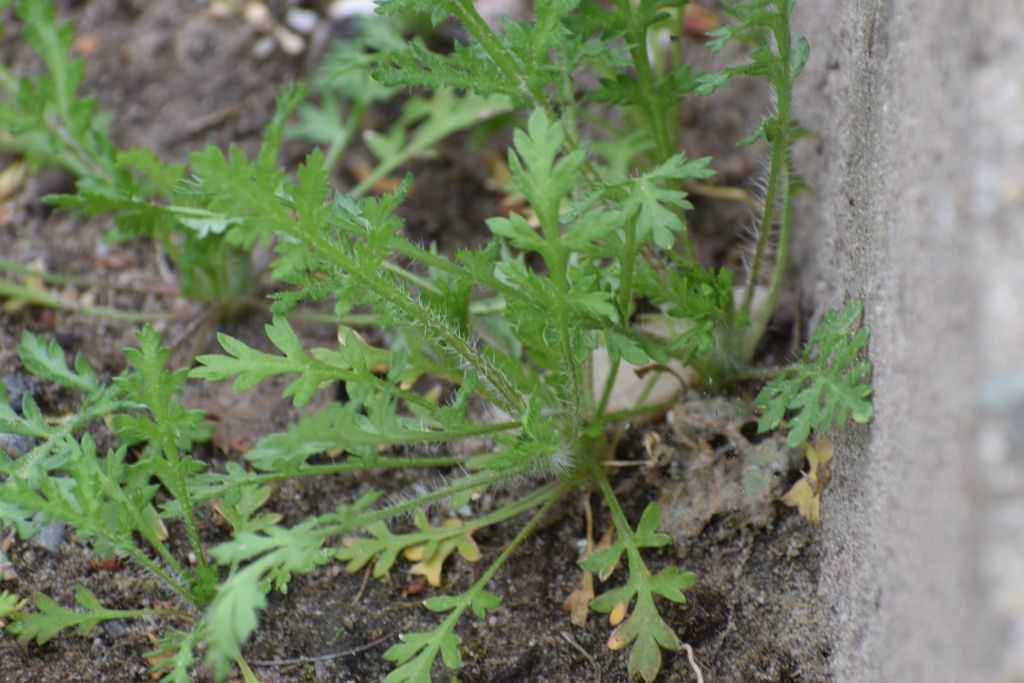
xmin=0 ymin=1 xmax=259 ymax=314
xmin=0 ymin=1 xmax=874 ymax=682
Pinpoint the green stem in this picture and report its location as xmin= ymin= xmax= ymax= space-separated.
xmin=154 ymin=434 xmax=210 ymax=574
xmin=751 ymin=170 xmax=794 ymax=354
xmin=588 ymin=458 xmax=647 ymax=575
xmin=598 ymin=397 xmax=677 ymax=425
xmin=390 ymin=239 xmax=469 ymax=276
xmin=456 ymin=481 xmax=560 ymax=588
xmin=613 ymin=0 xmax=696 ymax=262
xmin=557 ymin=50 xmax=583 ymax=155
xmin=83 ymin=523 xmax=194 ymax=605
xmin=464 ymin=481 xmax=559 ymax=530
xmin=326 ymin=466 xmax=535 ymax=535
xmin=48 ymin=119 xmax=114 ymax=182
xmin=382 ymin=261 xmax=442 ymax=295
xmin=285 ymin=296 xmax=507 ymax=330
xmin=190 ymin=456 xmax=462 ymax=504
xmin=388 ymin=482 xmax=561 ymax=550
xmin=616 ymin=212 xmax=639 ymax=323
xmin=323 ymin=100 xmax=367 ymax=173
xmin=394 ymin=240 xmax=521 ymax=306
xmin=92 ymin=457 xmax=194 ymax=591
xmin=283 ymin=309 xmax=380 ymax=327
xmin=412 ymin=483 xmax=563 ymax=668
xmin=447 ymin=0 xmax=548 ymax=111
xmin=598 ymin=210 xmax=634 ymax=421
xmin=739 ymin=133 xmax=784 ymax=317
xmin=0 ymin=260 xmax=102 ymax=288
xmin=594 ymin=356 xmax=621 ymax=421
xmin=739 ymin=3 xmax=794 ymax=361
xmin=108 ymin=607 xmax=192 ymax=620
xmin=118 ymin=543 xmax=195 ymax=604
xmin=102 ymin=481 xmax=192 ymax=589
xmin=0 ymin=278 xmax=170 ymax=323
xmin=177 ymin=478 xmax=209 ymax=571
xmin=236 ymin=656 xmax=261 ymax=683
xmin=0 ymin=63 xmax=19 ymax=96
xmin=594 ymin=210 xmax=641 ymax=421
xmin=295 ymin=226 xmax=523 ymax=414
xmin=539 ymin=209 xmax=583 ymax=429
xmin=615 ymin=0 xmax=672 ymax=161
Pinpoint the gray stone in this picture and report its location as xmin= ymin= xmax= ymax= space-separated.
xmin=789 ymin=0 xmax=1024 ymax=680
xmin=103 ymin=619 xmax=132 ymax=641
xmin=32 ymin=522 xmax=66 ymax=554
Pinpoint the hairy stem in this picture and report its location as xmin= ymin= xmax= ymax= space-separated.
xmin=326 ymin=466 xmax=539 ymax=536
xmin=446 ymin=0 xmax=547 ymax=111
xmin=539 ymin=199 xmax=585 ymax=430
xmin=292 ymin=222 xmax=524 ymax=414
xmin=739 ymin=2 xmax=795 ymax=361
xmin=323 ymin=100 xmax=368 ymax=173
xmin=615 ymin=0 xmax=672 ymax=161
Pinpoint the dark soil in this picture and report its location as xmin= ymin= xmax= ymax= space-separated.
xmin=1 ymin=2 xmax=832 ymax=682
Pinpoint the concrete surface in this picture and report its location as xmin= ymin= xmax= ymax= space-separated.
xmin=790 ymin=0 xmax=1024 ymax=680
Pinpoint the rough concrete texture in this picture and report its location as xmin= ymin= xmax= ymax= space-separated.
xmin=790 ymin=0 xmax=1024 ymax=680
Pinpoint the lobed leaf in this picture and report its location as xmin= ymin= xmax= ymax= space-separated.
xmin=145 ymin=627 xmax=202 ymax=683
xmin=9 ymin=585 xmax=134 ymax=645
xmin=382 ymin=627 xmax=461 ymax=683
xmin=617 ymin=154 xmax=714 ymax=250
xmin=191 ymin=317 xmax=332 ymax=407
xmin=113 ymin=326 xmax=210 ymax=452
xmin=756 ymin=299 xmax=874 ymax=448
xmin=17 ymin=332 xmax=99 ymax=392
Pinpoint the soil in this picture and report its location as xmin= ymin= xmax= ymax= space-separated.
xmin=1 ymin=2 xmax=832 ymax=682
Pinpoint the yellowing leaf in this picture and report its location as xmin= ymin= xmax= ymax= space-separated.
xmin=607 ymin=624 xmax=628 ymax=651
xmin=781 ymin=436 xmax=833 ymax=524
xmin=609 ymin=600 xmax=629 ymax=626
xmin=563 ymin=571 xmax=594 ymax=628
xmin=404 ymin=519 xmax=481 ymax=587
xmin=0 ymin=161 xmax=28 ymax=202
xmin=594 ymin=524 xmax=617 ymax=582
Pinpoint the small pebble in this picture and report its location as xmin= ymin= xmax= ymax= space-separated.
xmin=252 ymin=35 xmax=277 ymax=59
xmin=243 ymin=1 xmax=272 ymax=30
xmin=0 ymin=541 xmax=16 ymax=582
xmin=32 ymin=522 xmax=66 ymax=554
xmin=104 ymin=619 xmax=131 ymax=640
xmin=327 ymin=0 xmax=377 ymax=20
xmin=274 ymin=25 xmax=305 ymax=55
xmin=1 ymin=375 xmax=32 ymax=412
xmin=285 ymin=7 xmax=319 ymax=34
xmin=207 ymin=0 xmax=236 ymax=18
xmin=0 ymin=433 xmax=35 ymax=458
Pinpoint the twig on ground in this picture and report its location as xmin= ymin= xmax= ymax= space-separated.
xmin=353 ymin=564 xmax=372 ymax=605
xmin=682 ymin=642 xmax=704 ymax=683
xmin=560 ymin=631 xmax=601 ymax=683
xmin=246 ymin=631 xmax=394 ymax=668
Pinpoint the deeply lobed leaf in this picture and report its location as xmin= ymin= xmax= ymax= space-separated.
xmin=756 ymin=299 xmax=874 ymax=448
